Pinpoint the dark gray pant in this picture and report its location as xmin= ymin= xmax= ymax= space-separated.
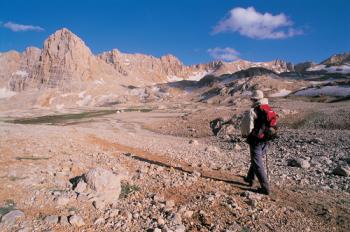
xmin=247 ymin=142 xmax=269 ymax=190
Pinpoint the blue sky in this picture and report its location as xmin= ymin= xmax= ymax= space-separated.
xmin=0 ymin=0 xmax=349 ymax=65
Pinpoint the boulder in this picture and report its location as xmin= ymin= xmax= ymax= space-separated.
xmin=333 ymin=165 xmax=350 ymax=177
xmin=45 ymin=215 xmax=59 ymax=224
xmin=288 ymin=158 xmax=310 ymax=169
xmin=0 ymin=210 xmax=25 ymax=229
xmin=74 ymin=180 xmax=87 ymax=193
xmin=69 ymin=215 xmax=85 ymax=227
xmin=83 ymin=167 xmax=122 ymax=204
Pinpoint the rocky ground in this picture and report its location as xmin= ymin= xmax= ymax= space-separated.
xmin=0 ymin=97 xmax=349 ymax=231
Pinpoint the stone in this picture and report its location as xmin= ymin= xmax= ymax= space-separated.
xmin=183 ymin=210 xmax=194 ymax=218
xmin=69 ymin=215 xmax=85 ymax=227
xmin=0 ymin=210 xmax=25 ymax=228
xmin=205 ymin=146 xmax=220 ymax=154
xmin=153 ymin=194 xmax=165 ymax=203
xmin=157 ymin=217 xmax=165 ymax=225
xmin=83 ymin=167 xmax=122 ymax=203
xmin=56 ymin=195 xmax=70 ymax=206
xmin=233 ymin=144 xmax=241 ymax=151
xmin=192 ymin=171 xmax=201 ymax=178
xmin=226 ymin=222 xmax=243 ymax=231
xmin=94 ymin=217 xmax=105 ymax=225
xmin=175 ymin=224 xmax=186 ymax=232
xmin=93 ymin=200 xmax=106 ymax=210
xmin=343 ymin=157 xmax=350 ymax=165
xmin=109 ymin=209 xmax=120 ymax=217
xmin=246 ymin=199 xmax=258 ymax=207
xmin=333 ymin=165 xmax=350 ymax=177
xmin=310 ymin=138 xmax=323 ymax=144
xmin=165 ymin=200 xmax=175 ymax=208
xmin=60 ymin=216 xmax=69 ymax=225
xmin=74 ymin=180 xmax=87 ymax=193
xmin=288 ymin=158 xmax=310 ymax=169
xmin=45 ymin=215 xmax=59 ymax=224
xmin=189 ymin=139 xmax=199 ymax=145
xmin=17 ymin=227 xmax=31 ymax=232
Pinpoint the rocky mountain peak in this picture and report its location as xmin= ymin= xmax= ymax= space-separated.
xmin=8 ymin=28 xmax=101 ymax=91
xmin=43 ymin=28 xmax=92 ymax=59
xmin=160 ymin=54 xmax=183 ymax=66
xmin=321 ymin=52 xmax=350 ymax=66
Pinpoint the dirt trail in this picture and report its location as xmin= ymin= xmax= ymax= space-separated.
xmin=87 ymin=134 xmax=246 ymax=186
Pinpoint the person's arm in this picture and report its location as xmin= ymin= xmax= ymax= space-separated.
xmin=248 ymin=108 xmax=257 ymax=134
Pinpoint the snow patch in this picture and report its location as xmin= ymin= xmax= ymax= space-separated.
xmin=241 ymin=90 xmax=253 ymax=96
xmin=295 ymin=86 xmax=350 ymax=97
xmin=269 ymin=89 xmax=291 ymax=97
xmin=187 ymin=70 xmax=212 ymax=81
xmin=0 ymin=87 xmax=17 ymax=99
xmin=12 ymin=70 xmax=28 ymax=78
xmin=76 ymin=95 xmax=92 ymax=106
xmin=167 ymin=75 xmax=184 ymax=82
xmin=307 ymin=64 xmax=350 ymax=74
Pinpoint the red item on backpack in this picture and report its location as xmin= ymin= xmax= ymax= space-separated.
xmin=254 ymin=104 xmax=278 ymax=140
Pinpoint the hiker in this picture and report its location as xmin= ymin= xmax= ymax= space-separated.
xmin=241 ymin=90 xmax=278 ymax=195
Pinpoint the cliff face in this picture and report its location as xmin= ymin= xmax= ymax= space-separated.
xmin=38 ymin=28 xmax=95 ymax=86
xmin=0 ymin=51 xmax=21 ymax=87
xmin=8 ymin=29 xmax=122 ymax=91
xmin=97 ymin=50 xmax=198 ymax=83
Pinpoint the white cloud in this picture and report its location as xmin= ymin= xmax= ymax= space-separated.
xmin=207 ymin=47 xmax=239 ymax=61
xmin=3 ymin=22 xmax=44 ymax=32
xmin=212 ymin=7 xmax=303 ymax=39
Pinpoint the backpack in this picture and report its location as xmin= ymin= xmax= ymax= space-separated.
xmin=253 ymin=104 xmax=278 ymax=141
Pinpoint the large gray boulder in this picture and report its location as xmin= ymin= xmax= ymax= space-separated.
xmin=84 ymin=167 xmax=122 ymax=204
xmin=0 ymin=210 xmax=25 ymax=230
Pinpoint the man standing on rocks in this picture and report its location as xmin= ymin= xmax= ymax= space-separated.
xmin=241 ymin=90 xmax=277 ymax=195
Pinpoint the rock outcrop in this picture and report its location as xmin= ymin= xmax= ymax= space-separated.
xmin=294 ymin=61 xmax=316 ymax=73
xmin=0 ymin=51 xmax=21 ymax=86
xmin=321 ymin=52 xmax=350 ymax=66
xmin=98 ymin=50 xmax=202 ymax=84
xmin=81 ymin=167 xmax=123 ymax=207
xmin=8 ymin=28 xmax=121 ymax=92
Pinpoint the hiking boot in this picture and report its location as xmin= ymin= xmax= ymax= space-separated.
xmin=257 ymin=187 xmax=270 ymax=195
xmin=243 ymin=177 xmax=253 ymax=187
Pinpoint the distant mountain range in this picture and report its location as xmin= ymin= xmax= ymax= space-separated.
xmin=0 ymin=28 xmax=348 ymax=109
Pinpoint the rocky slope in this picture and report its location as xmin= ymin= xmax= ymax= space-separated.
xmin=321 ymin=52 xmax=350 ymax=66
xmin=306 ymin=52 xmax=350 ymax=74
xmin=0 ymin=100 xmax=349 ymax=231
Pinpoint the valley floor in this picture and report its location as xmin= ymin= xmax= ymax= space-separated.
xmin=0 ymin=100 xmax=349 ymax=231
